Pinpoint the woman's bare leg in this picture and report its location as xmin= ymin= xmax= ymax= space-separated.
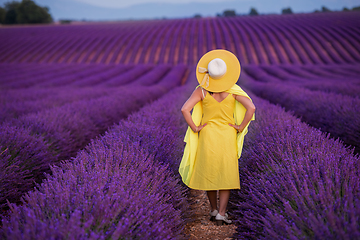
xmin=219 ymin=190 xmax=230 ymax=216
xmin=206 ymin=190 xmax=217 ymax=211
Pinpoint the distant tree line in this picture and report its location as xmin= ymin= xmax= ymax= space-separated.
xmin=0 ymin=0 xmax=52 ymax=24
xmin=193 ymin=5 xmax=360 ymax=18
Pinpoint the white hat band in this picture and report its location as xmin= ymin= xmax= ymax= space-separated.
xmin=198 ymin=58 xmax=227 ymax=88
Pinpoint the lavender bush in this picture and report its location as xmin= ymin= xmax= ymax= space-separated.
xmin=0 ymin=125 xmax=56 ymax=209
xmin=0 ymin=87 xmax=117 ymax=122
xmin=241 ymin=74 xmax=360 ymax=153
xmin=229 ymin=93 xmax=360 ymax=239
xmin=6 ymin=86 xmax=166 ymax=159
xmin=1 ymin=142 xmax=186 ymax=239
xmin=299 ymin=80 xmax=360 ymax=98
xmin=243 ymin=64 xmax=360 ymax=97
xmin=1 ymin=83 xmax=192 ymax=239
xmin=69 ymin=65 xmax=134 ymax=87
xmin=0 ymin=86 xmax=156 ymax=210
xmin=129 ymin=64 xmax=171 ymax=86
xmin=0 ymin=64 xmax=90 ymax=89
xmin=0 ymin=64 xmax=187 ymax=213
xmin=34 ymin=65 xmax=115 ymax=87
xmin=97 ymin=65 xmax=153 ymax=87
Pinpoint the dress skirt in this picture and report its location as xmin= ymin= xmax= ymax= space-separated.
xmin=187 ymin=93 xmax=240 ymax=190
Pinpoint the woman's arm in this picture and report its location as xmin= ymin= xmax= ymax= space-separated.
xmin=181 ymin=87 xmax=207 ymax=133
xmin=229 ymin=94 xmax=256 ymax=132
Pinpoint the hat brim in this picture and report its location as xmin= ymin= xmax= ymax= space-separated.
xmin=196 ymin=49 xmax=241 ymax=92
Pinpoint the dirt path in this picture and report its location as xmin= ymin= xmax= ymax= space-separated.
xmin=183 ymin=189 xmax=237 ymax=239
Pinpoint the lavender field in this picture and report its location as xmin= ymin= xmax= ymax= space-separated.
xmin=1 ymin=11 xmax=360 ymax=239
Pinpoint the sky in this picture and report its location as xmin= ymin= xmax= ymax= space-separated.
xmin=75 ymin=0 xmax=231 ymax=8
xmin=65 ymin=0 xmax=360 ymax=9
xmin=0 ymin=0 xmax=359 ymax=21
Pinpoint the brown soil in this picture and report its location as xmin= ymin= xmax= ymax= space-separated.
xmin=183 ymin=189 xmax=237 ymax=240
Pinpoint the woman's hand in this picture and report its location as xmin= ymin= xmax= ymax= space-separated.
xmin=181 ymin=87 xmax=205 ymax=133
xmin=193 ymin=123 xmax=207 ymax=133
xmin=229 ymin=94 xmax=256 ymax=134
xmin=228 ymin=123 xmax=244 ymax=133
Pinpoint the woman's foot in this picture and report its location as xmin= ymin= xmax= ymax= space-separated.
xmin=209 ymin=209 xmax=218 ymax=221
xmin=210 ymin=210 xmax=229 ymax=222
xmin=215 ymin=213 xmax=232 ymax=225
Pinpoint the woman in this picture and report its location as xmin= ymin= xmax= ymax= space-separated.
xmin=179 ymin=49 xmax=256 ymax=226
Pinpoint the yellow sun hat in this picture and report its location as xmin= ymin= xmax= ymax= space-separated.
xmin=196 ymin=49 xmax=241 ymax=92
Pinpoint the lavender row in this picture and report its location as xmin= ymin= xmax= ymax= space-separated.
xmin=243 ymin=64 xmax=360 ymax=97
xmin=1 ymin=64 xmax=174 ymax=121
xmin=228 ymin=12 xmax=360 ymax=65
xmin=0 ymin=63 xmax=110 ymax=89
xmin=241 ymin=75 xmax=360 ymax=153
xmin=258 ymin=14 xmax=360 ymax=64
xmin=0 ymin=64 xmax=124 ymax=89
xmin=0 ymin=64 xmax=187 ymax=209
xmin=0 ymin=64 xmax=187 ymax=210
xmin=0 ymin=87 xmax=118 ymax=122
xmin=1 ymin=11 xmax=359 ymax=65
xmin=1 ymin=64 xmax=186 ymax=137
xmin=287 ymin=15 xmax=360 ymax=59
xmin=243 ymin=64 xmax=360 ymax=82
xmin=0 ymin=63 xmax=181 ymax=89
xmin=1 ymin=133 xmax=186 ymax=239
xmin=298 ymin=81 xmax=360 ymax=98
xmin=0 ymin=82 xmax=194 ymax=239
xmin=228 ymin=93 xmax=360 ymax=239
xmin=0 ymin=63 xmax=85 ymax=87
xmin=0 ymin=86 xmax=161 ymax=209
xmin=4 ymin=86 xmax=154 ymax=157
xmin=291 ymin=19 xmax=358 ymax=63
xmin=247 ymin=14 xmax=316 ymax=64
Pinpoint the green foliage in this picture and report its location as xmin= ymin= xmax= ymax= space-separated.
xmin=17 ymin=0 xmax=52 ymax=23
xmin=249 ymin=7 xmax=259 ymax=16
xmin=352 ymin=6 xmax=360 ymax=11
xmin=4 ymin=1 xmax=20 ymax=24
xmin=223 ymin=9 xmax=236 ymax=17
xmin=59 ymin=19 xmax=72 ymax=24
xmin=321 ymin=6 xmax=332 ymax=12
xmin=1 ymin=0 xmax=52 ymax=24
xmin=282 ymin=7 xmax=293 ymax=14
xmin=0 ymin=7 xmax=5 ymax=23
xmin=193 ymin=14 xmax=201 ymax=18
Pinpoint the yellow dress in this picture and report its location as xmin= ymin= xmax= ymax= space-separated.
xmin=187 ymin=91 xmax=240 ymax=190
xmin=179 ymin=84 xmax=255 ymax=189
